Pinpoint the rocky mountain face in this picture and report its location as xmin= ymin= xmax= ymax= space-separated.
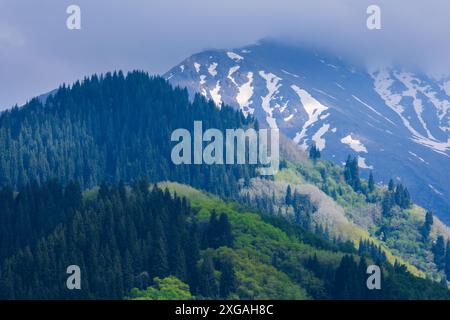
xmin=164 ymin=40 xmax=450 ymax=222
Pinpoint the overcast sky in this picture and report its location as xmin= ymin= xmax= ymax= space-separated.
xmin=1 ymin=0 xmax=449 ymax=109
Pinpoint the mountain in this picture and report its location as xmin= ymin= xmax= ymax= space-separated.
xmin=2 ymin=178 xmax=449 ymax=299
xmin=0 ymin=71 xmax=256 ymax=197
xmin=1 ymin=70 xmax=450 ymax=298
xmin=164 ymin=40 xmax=450 ymax=223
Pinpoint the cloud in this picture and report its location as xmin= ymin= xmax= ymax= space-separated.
xmin=1 ymin=0 xmax=450 ymax=109
xmin=0 ymin=23 xmax=25 ymax=54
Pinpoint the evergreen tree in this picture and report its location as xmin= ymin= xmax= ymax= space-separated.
xmin=422 ymin=211 xmax=434 ymax=241
xmin=285 ymin=185 xmax=292 ymax=206
xmin=368 ymin=171 xmax=375 ymax=193
xmin=344 ymin=155 xmax=361 ymax=192
xmin=198 ymin=254 xmax=218 ymax=298
xmin=333 ymin=255 xmax=361 ymax=299
xmin=309 ymin=143 xmax=321 ymax=162
xmin=219 ymin=261 xmax=237 ymax=298
xmin=217 ymin=213 xmax=234 ymax=248
xmin=388 ymin=179 xmax=395 ymax=191
xmin=445 ymin=241 xmax=450 ymax=282
xmin=433 ymin=236 xmax=446 ymax=270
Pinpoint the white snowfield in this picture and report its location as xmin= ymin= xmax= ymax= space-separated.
xmin=340 ymin=135 xmax=368 ymax=153
xmin=291 ymin=84 xmax=328 ymax=148
xmin=208 ymin=63 xmax=218 ymax=77
xmin=209 ymin=81 xmax=222 ymax=107
xmin=236 ymin=72 xmax=254 ymax=117
xmin=226 ymin=51 xmax=244 ymax=62
xmin=259 ymin=71 xmax=282 ymax=129
xmin=371 ymin=69 xmax=450 ymax=155
xmin=312 ymin=123 xmax=330 ymax=151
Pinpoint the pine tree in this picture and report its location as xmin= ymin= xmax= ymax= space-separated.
xmin=368 ymin=171 xmax=375 ymax=193
xmin=445 ymin=240 xmax=450 ymax=281
xmin=217 ymin=213 xmax=234 ymax=248
xmin=344 ymin=155 xmax=361 ymax=192
xmin=309 ymin=143 xmax=321 ymax=162
xmin=422 ymin=211 xmax=434 ymax=241
xmin=285 ymin=185 xmax=292 ymax=206
xmin=433 ymin=236 xmax=446 ymax=270
xmin=198 ymin=254 xmax=218 ymax=298
xmin=388 ymin=179 xmax=395 ymax=192
xmin=333 ymin=255 xmax=361 ymax=299
xmin=219 ymin=261 xmax=237 ymax=298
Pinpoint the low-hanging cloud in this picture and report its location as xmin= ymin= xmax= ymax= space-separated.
xmin=1 ymin=0 xmax=450 ymax=109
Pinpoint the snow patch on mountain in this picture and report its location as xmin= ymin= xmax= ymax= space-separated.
xmin=199 ymin=75 xmax=206 ymax=85
xmin=236 ymin=72 xmax=254 ymax=117
xmin=208 ymin=63 xmax=218 ymax=77
xmin=409 ymin=151 xmax=429 ymax=164
xmin=442 ymin=81 xmax=450 ymax=96
xmin=281 ymin=69 xmax=300 ymax=78
xmin=352 ymin=95 xmax=396 ymax=126
xmin=209 ymin=81 xmax=222 ymax=107
xmin=312 ymin=123 xmax=330 ymax=151
xmin=259 ymin=71 xmax=282 ymax=129
xmin=429 ymin=184 xmax=443 ymax=196
xmin=291 ymin=84 xmax=328 ymax=147
xmin=358 ymin=157 xmax=373 ymax=169
xmin=227 ymin=51 xmax=244 ymax=62
xmin=194 ymin=62 xmax=201 ymax=73
xmin=341 ymin=135 xmax=368 ymax=153
xmin=284 ymin=114 xmax=294 ymax=122
xmin=227 ymin=66 xmax=240 ymax=86
xmin=371 ymin=69 xmax=450 ymax=155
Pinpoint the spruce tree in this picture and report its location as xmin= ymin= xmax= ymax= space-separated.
xmin=422 ymin=211 xmax=434 ymax=241
xmin=198 ymin=254 xmax=218 ymax=298
xmin=219 ymin=261 xmax=237 ymax=298
xmin=445 ymin=241 xmax=450 ymax=281
xmin=368 ymin=171 xmax=375 ymax=193
xmin=433 ymin=236 xmax=446 ymax=270
xmin=285 ymin=185 xmax=292 ymax=206
xmin=217 ymin=213 xmax=234 ymax=248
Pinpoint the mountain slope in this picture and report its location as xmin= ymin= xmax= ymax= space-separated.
xmin=0 ymin=71 xmax=256 ymax=197
xmin=1 ymin=70 xmax=449 ymax=298
xmin=2 ymin=179 xmax=449 ymax=299
xmin=165 ymin=40 xmax=450 ymax=222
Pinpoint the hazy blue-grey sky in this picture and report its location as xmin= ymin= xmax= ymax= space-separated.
xmin=1 ymin=0 xmax=450 ymax=109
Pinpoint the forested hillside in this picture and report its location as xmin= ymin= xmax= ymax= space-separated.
xmin=0 ymin=180 xmax=449 ymax=300
xmin=0 ymin=71 xmax=449 ymax=299
xmin=239 ymin=149 xmax=450 ymax=280
xmin=0 ymin=71 xmax=256 ymax=197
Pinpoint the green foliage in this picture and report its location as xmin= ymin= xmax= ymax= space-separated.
xmin=0 ymin=180 xmax=231 ymax=299
xmin=129 ymin=276 xmax=192 ymax=300
xmin=279 ymin=156 xmax=442 ymax=278
xmin=0 ymin=71 xmax=257 ymax=198
xmin=167 ymin=183 xmax=450 ymax=300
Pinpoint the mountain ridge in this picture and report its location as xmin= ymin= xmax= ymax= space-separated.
xmin=164 ymin=40 xmax=450 ymax=222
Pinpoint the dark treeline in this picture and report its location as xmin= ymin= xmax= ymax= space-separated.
xmin=0 ymin=71 xmax=256 ymax=198
xmin=0 ymin=179 xmax=233 ymax=299
xmin=0 ymin=180 xmax=448 ymax=300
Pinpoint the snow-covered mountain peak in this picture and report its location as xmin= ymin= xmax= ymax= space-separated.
xmin=164 ymin=41 xmax=450 ymax=222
